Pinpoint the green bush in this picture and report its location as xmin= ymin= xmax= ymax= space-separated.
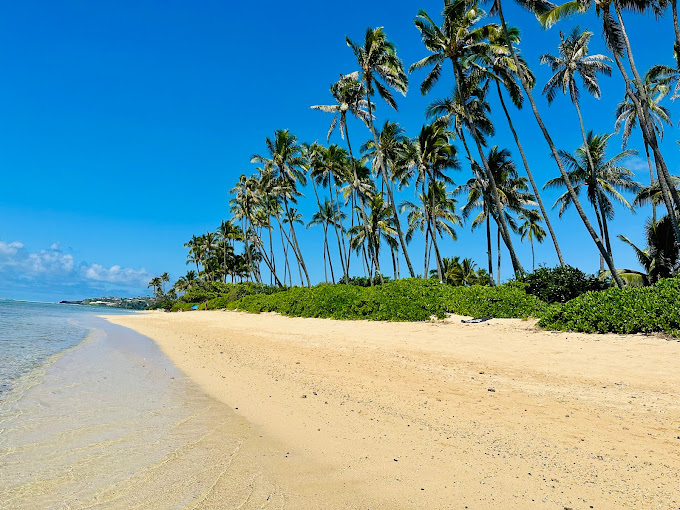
xmin=233 ymin=279 xmax=550 ymax=321
xmin=538 ymin=278 xmax=680 ymax=336
xmin=171 ymin=302 xmax=198 ymax=312
xmin=520 ymin=265 xmax=610 ymax=303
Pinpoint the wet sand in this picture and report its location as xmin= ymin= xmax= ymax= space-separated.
xmin=0 ymin=317 xmax=301 ymax=509
xmin=103 ymin=310 xmax=680 ymax=509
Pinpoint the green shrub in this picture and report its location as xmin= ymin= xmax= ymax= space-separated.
xmin=233 ymin=279 xmax=550 ymax=322
xmin=520 ymin=265 xmax=610 ymax=303
xmin=538 ymin=278 xmax=680 ymax=335
xmin=171 ymin=302 xmax=198 ymax=312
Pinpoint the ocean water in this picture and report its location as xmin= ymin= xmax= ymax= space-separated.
xmin=0 ymin=299 xmax=131 ymax=397
xmin=0 ymin=300 xmax=290 ymax=508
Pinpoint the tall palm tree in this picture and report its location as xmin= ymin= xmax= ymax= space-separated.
xmin=148 ymin=277 xmax=163 ymax=297
xmin=491 ymin=0 xmax=625 ymax=287
xmin=537 ymin=0 xmax=680 ymax=235
xmin=471 ymin=26 xmax=565 ymax=266
xmin=518 ymin=209 xmax=547 ymax=271
xmin=540 ymin=26 xmax=612 ymax=190
xmin=457 ymin=147 xmax=534 ymax=284
xmin=614 ymin=75 xmax=672 ymax=223
xmin=360 ymin=120 xmax=415 ymax=277
xmin=348 ymin=193 xmax=400 ymax=279
xmin=401 ymin=123 xmax=459 ymax=279
xmin=545 ymin=132 xmax=640 ymax=272
xmin=346 ymin=26 xmax=410 ymax=280
xmin=309 ymin=144 xmax=352 ymax=279
xmin=411 ymin=0 xmax=525 ymax=276
xmin=251 ymin=130 xmax=311 ymax=286
xmin=307 ymin=199 xmax=341 ymax=283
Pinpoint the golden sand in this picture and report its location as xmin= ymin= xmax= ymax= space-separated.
xmin=105 ymin=310 xmax=680 ymax=508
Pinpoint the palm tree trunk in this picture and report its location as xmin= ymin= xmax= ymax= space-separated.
xmin=326 ymin=227 xmax=336 ymax=283
xmin=322 ymin=229 xmax=328 ymax=283
xmin=573 ymin=97 xmax=617 ymax=273
xmin=609 ymin=42 xmax=680 ymax=243
xmin=497 ymin=225 xmax=502 ymax=285
xmin=451 ymin=61 xmax=524 ymax=277
xmin=495 ymin=81 xmax=565 ymax=266
xmin=344 ymin=121 xmax=382 ymax=283
xmin=282 ymin=197 xmax=311 ymax=286
xmin=365 ymin=122 xmax=416 ymax=279
xmin=593 ymin=200 xmax=606 ymax=274
xmin=496 ymin=0 xmax=624 ymax=288
xmin=673 ymin=0 xmax=680 ymax=67
xmin=486 ymin=206 xmax=494 ymax=284
xmin=644 ymin=142 xmax=656 ymax=224
xmin=330 ymin=177 xmax=350 ymax=280
xmin=531 ymin=238 xmax=535 ymax=271
xmin=423 ymin=223 xmax=430 ymax=278
xmin=613 ymin=4 xmax=680 ymax=216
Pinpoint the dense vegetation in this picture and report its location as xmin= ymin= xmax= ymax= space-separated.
xmin=539 ymin=278 xmax=680 ymax=336
xmin=150 ymin=0 xmax=680 ymax=337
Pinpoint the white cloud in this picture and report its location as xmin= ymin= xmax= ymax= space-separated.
xmin=624 ymin=156 xmax=650 ymax=174
xmin=0 ymin=241 xmax=24 ymax=257
xmin=0 ymin=240 xmax=151 ymax=292
xmin=81 ymin=263 xmax=151 ymax=286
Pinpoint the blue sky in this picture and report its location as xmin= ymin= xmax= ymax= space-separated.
xmin=0 ymin=0 xmax=677 ymax=301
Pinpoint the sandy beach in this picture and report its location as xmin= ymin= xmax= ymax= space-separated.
xmin=104 ymin=311 xmax=680 ymax=509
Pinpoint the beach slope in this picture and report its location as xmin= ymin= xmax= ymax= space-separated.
xmin=105 ymin=311 xmax=680 ymax=508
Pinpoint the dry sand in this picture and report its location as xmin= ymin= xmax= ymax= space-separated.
xmin=104 ymin=311 xmax=680 ymax=509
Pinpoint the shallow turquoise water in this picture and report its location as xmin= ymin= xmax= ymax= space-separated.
xmin=0 ymin=299 xmax=133 ymax=395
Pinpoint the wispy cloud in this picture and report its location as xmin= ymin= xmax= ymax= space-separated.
xmin=0 ymin=240 xmax=153 ymax=299
xmin=623 ymin=155 xmax=650 ymax=174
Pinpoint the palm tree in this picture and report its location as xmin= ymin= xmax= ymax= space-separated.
xmin=614 ymin=75 xmax=672 ymax=223
xmin=545 ymin=132 xmax=640 ymax=273
xmin=251 ymin=130 xmax=311 ymax=286
xmin=400 ymin=123 xmax=459 ymax=279
xmin=348 ymin=193 xmax=400 ymax=279
xmin=309 ymin=144 xmax=352 ymax=279
xmin=402 ymin=181 xmax=461 ymax=280
xmin=307 ymin=199 xmax=340 ymax=283
xmin=518 ymin=209 xmax=547 ymax=271
xmin=346 ymin=27 xmax=410 ymax=281
xmin=457 ymin=147 xmax=534 ymax=284
xmin=618 ymin=214 xmax=680 ymax=284
xmin=537 ymin=0 xmax=680 ymax=233
xmin=491 ymin=0 xmax=625 ymax=287
xmin=540 ymin=27 xmax=612 ymax=192
xmin=411 ymin=0 xmax=525 ymax=276
xmin=148 ymin=277 xmax=163 ymax=297
xmin=471 ymin=26 xmax=565 ymax=266
xmin=360 ymin=120 xmax=416 ymax=278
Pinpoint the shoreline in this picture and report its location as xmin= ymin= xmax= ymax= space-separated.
xmin=104 ymin=310 xmax=680 ymax=508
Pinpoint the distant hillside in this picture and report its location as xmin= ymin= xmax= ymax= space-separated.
xmin=60 ymin=296 xmax=154 ymax=310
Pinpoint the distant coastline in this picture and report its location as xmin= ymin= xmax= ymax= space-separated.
xmin=60 ymin=296 xmax=152 ymax=310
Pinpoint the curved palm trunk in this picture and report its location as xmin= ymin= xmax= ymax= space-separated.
xmin=609 ymin=43 xmax=680 ymax=243
xmin=497 ymin=225 xmax=501 ymax=285
xmin=281 ymin=196 xmax=311 ymax=287
xmin=344 ymin=122 xmax=382 ymax=283
xmin=330 ymin=176 xmax=350 ymax=280
xmin=495 ymin=81 xmax=565 ymax=266
xmin=644 ymin=143 xmax=656 ymax=224
xmin=423 ymin=220 xmax=430 ymax=278
xmin=486 ymin=205 xmax=494 ymax=284
xmin=613 ymin=5 xmax=680 ymax=224
xmin=496 ymin=0 xmax=624 ymax=288
xmin=451 ymin=62 xmax=524 ymax=276
xmin=573 ymin=97 xmax=617 ymax=273
xmin=364 ymin=112 xmax=416 ymax=279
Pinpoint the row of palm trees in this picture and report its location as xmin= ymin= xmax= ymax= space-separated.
xmin=172 ymin=0 xmax=679 ymax=291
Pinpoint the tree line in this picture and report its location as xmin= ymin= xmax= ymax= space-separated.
xmin=157 ymin=0 xmax=680 ymax=295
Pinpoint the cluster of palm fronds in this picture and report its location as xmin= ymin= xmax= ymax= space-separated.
xmin=169 ymin=0 xmax=680 ymax=292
